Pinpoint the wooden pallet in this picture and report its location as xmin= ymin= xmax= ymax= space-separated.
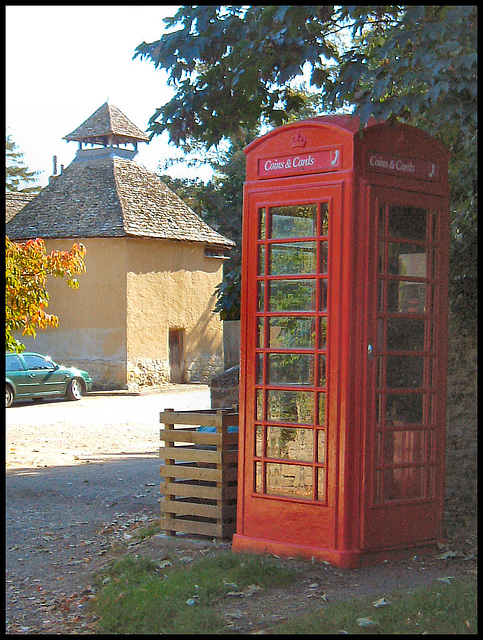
xmin=159 ymin=408 xmax=239 ymax=539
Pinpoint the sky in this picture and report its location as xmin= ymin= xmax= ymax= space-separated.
xmin=6 ymin=5 xmax=214 ymax=188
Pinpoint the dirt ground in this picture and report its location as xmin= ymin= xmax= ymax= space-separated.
xmin=5 ymin=391 xmax=477 ymax=635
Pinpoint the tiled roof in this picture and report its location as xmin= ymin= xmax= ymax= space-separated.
xmin=5 ymin=192 xmax=37 ymax=223
xmin=5 ymin=155 xmax=235 ymax=248
xmin=64 ymin=102 xmax=150 ymax=145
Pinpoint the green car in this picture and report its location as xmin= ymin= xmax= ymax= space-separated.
xmin=6 ymin=351 xmax=93 ymax=408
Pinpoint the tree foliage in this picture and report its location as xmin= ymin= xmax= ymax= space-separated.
xmin=137 ymin=5 xmax=476 ymax=330
xmin=5 ymin=237 xmax=86 ymax=352
xmin=6 ymin=133 xmax=42 ymax=193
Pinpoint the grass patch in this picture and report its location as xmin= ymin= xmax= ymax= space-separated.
xmin=272 ymin=573 xmax=477 ymax=635
xmin=93 ymin=551 xmax=300 ymax=634
xmin=93 ymin=551 xmax=476 ymax=635
xmin=131 ymin=521 xmax=162 ymax=540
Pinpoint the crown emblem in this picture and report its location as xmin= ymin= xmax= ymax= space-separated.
xmin=291 ymin=131 xmax=307 ymax=149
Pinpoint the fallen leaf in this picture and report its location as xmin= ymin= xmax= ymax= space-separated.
xmin=356 ymin=617 xmax=380 ymax=628
xmin=437 ymin=576 xmax=455 ymax=584
xmin=373 ymin=597 xmax=390 ymax=607
xmin=436 ymin=550 xmax=458 ymax=560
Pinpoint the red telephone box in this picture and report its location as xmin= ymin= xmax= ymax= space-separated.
xmin=232 ymin=116 xmax=450 ymax=568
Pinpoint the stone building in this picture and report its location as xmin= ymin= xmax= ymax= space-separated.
xmin=6 ymin=102 xmax=234 ymax=389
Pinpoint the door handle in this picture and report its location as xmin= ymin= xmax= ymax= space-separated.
xmin=367 ymin=344 xmax=374 ymax=361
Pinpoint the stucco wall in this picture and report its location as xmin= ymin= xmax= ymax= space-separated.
xmin=13 ymin=236 xmax=226 ymax=390
xmin=125 ymin=237 xmax=225 ymax=388
xmin=16 ymin=238 xmax=128 ymax=389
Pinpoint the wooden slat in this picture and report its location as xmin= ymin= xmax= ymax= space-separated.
xmin=159 ymin=447 xmax=238 ymax=466
xmin=161 ymin=500 xmax=237 ymax=520
xmin=162 ymin=482 xmax=224 ymax=500
xmin=162 ymin=481 xmax=238 ymax=501
xmin=160 ymin=415 xmax=239 ymax=429
xmin=160 ymin=517 xmax=225 ymax=538
xmin=162 ymin=463 xmax=238 ymax=483
xmin=161 ymin=463 xmax=222 ymax=483
xmin=159 ymin=429 xmax=238 ymax=446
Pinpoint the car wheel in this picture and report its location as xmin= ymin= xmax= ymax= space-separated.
xmin=66 ymin=378 xmax=84 ymax=401
xmin=6 ymin=385 xmax=14 ymax=408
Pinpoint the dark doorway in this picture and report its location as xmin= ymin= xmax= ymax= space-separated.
xmin=169 ymin=329 xmax=185 ymax=383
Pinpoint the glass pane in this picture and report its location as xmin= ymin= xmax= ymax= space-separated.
xmin=428 ymin=393 xmax=435 ymax=425
xmin=268 ymin=280 xmax=317 ymax=311
xmin=6 ymin=355 xmax=23 ymax=372
xmin=256 ymin=353 xmax=263 ymax=384
xmin=319 ymin=279 xmax=328 ymax=312
xmin=386 ymin=393 xmax=424 ymax=425
xmin=374 ymin=470 xmax=382 ymax=503
xmin=318 ymin=355 xmax=326 ymax=386
xmin=269 ymin=204 xmax=317 ymax=239
xmin=258 ymin=208 xmax=266 ymax=239
xmin=383 ymin=430 xmax=426 ymax=464
xmin=257 ymin=318 xmax=264 ymax=348
xmin=319 ymin=316 xmax=328 ymax=349
xmin=269 ymin=242 xmax=316 ymax=275
xmin=266 ymin=426 xmax=314 ymax=461
xmin=255 ymin=461 xmax=262 ymax=493
xmin=389 ymin=244 xmax=427 ymax=277
xmin=23 ymin=354 xmax=54 ymax=370
xmin=266 ymin=463 xmax=313 ymax=499
xmin=318 ymin=393 xmax=326 ymax=425
xmin=256 ymin=389 xmax=264 ymax=421
xmin=384 ymin=467 xmax=425 ymax=501
xmin=376 ymin=394 xmax=383 ymax=424
xmin=386 ymin=318 xmax=425 ymax=351
xmin=317 ymin=467 xmax=326 ymax=501
xmin=317 ymin=429 xmax=326 ymax=463
xmin=379 ymin=205 xmax=385 ymax=238
xmin=320 ymin=202 xmax=329 ymax=236
xmin=387 ymin=281 xmax=427 ymax=313
xmin=378 ymin=281 xmax=385 ymax=311
xmin=257 ymin=282 xmax=265 ymax=311
xmin=386 ymin=356 xmax=424 ymax=388
xmin=374 ymin=432 xmax=382 ymax=465
xmin=257 ymin=245 xmax=265 ymax=275
xmin=388 ymin=205 xmax=427 ymax=241
xmin=267 ymin=354 xmax=314 ymax=386
xmin=379 ymin=241 xmax=386 ymax=274
xmin=255 ymin=426 xmax=263 ymax=457
xmin=319 ymin=241 xmax=328 ymax=274
xmin=267 ymin=317 xmax=315 ymax=349
xmin=377 ymin=356 xmax=384 ymax=387
xmin=267 ymin=390 xmax=314 ymax=423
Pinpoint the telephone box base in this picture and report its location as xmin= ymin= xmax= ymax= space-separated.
xmin=232 ymin=534 xmax=441 ymax=569
xmin=232 ymin=533 xmax=362 ymax=569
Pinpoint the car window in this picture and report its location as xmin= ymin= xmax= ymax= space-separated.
xmin=22 ymin=354 xmax=55 ymax=370
xmin=6 ymin=354 xmax=24 ymax=372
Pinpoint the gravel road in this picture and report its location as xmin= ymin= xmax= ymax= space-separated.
xmin=6 ymin=385 xmax=211 ymax=634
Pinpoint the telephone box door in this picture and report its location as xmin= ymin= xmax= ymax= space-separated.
xmin=238 ymin=181 xmax=345 ymax=553
xmin=362 ymin=186 xmax=449 ymax=549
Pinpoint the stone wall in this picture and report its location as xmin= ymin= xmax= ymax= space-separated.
xmin=444 ymin=318 xmax=477 ymax=527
